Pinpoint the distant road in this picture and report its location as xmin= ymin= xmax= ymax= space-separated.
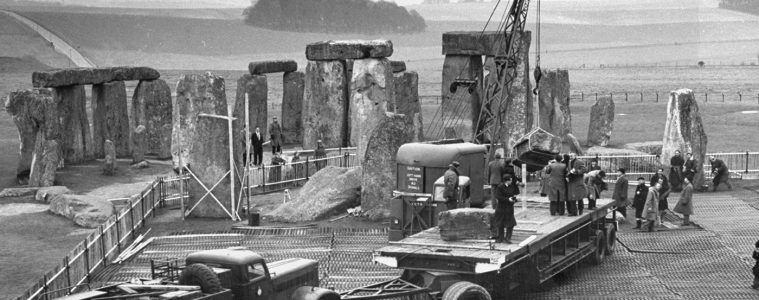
xmin=0 ymin=9 xmax=96 ymax=68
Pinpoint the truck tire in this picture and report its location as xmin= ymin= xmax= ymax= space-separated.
xmin=442 ymin=281 xmax=491 ymax=300
xmin=588 ymin=230 xmax=606 ymax=265
xmin=606 ymin=226 xmax=617 ymax=255
xmin=179 ymin=263 xmax=223 ymax=294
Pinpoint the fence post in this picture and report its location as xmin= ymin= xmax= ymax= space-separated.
xmin=739 ymin=92 xmax=742 ymax=102
xmin=625 ymin=92 xmax=628 ymax=102
xmin=746 ymin=151 xmax=750 ymax=174
xmin=305 ymin=157 xmax=310 ymax=180
xmin=64 ymin=256 xmax=71 ymax=295
xmin=115 ymin=217 xmax=121 ymax=253
xmin=581 ymin=92 xmax=584 ymax=102
xmin=705 ymin=93 xmax=708 ymax=103
xmin=84 ymin=242 xmax=91 ymax=285
xmin=140 ymin=191 xmax=146 ymax=227
xmin=99 ymin=225 xmax=107 ymax=267
xmin=656 ymin=92 xmax=659 ymax=102
xmin=610 ymin=93 xmax=613 ymax=100
xmin=722 ymin=93 xmax=725 ymax=102
xmin=42 ymin=274 xmax=48 ymax=300
xmin=640 ymin=92 xmax=643 ymax=102
xmin=595 ymin=92 xmax=597 ymax=102
xmin=129 ymin=201 xmax=135 ymax=238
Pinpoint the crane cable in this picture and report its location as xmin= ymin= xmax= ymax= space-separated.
xmin=532 ymin=0 xmax=542 ymax=96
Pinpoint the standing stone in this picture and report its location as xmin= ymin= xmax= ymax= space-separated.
xmin=390 ymin=61 xmax=406 ymax=73
xmin=303 ymin=60 xmax=348 ymax=149
xmin=282 ymin=71 xmax=305 ymax=146
xmin=538 ymin=69 xmax=572 ymax=138
xmin=442 ymin=55 xmax=482 ymax=141
xmin=55 ymin=85 xmax=93 ymax=164
xmin=661 ymin=89 xmax=708 ymax=188
xmin=103 ymin=140 xmax=116 ymax=175
xmin=487 ymin=32 xmax=533 ymax=156
xmin=233 ymin=74 xmax=267 ymax=167
xmin=586 ymin=96 xmax=615 ymax=147
xmin=350 ymin=58 xmax=393 ymax=161
xmin=5 ymin=89 xmax=49 ymax=184
xmin=187 ymin=113 xmax=232 ymax=218
xmin=394 ymin=71 xmax=423 ymax=141
xmin=92 ymin=81 xmax=130 ymax=158
xmin=172 ymin=73 xmax=228 ymax=170
xmin=361 ymin=113 xmax=416 ymax=212
xmin=132 ymin=125 xmax=146 ymax=164
xmin=565 ymin=133 xmax=584 ymax=155
xmin=133 ymin=79 xmax=172 ymax=159
xmin=29 ymin=139 xmax=59 ymax=186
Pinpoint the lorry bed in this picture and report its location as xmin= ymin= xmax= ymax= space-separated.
xmin=375 ymin=198 xmax=614 ymax=274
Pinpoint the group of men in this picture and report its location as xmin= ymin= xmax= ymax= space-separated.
xmin=244 ymin=116 xmax=284 ymax=166
xmin=543 ymin=153 xmax=606 ymax=217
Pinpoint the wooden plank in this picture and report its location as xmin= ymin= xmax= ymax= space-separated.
xmin=53 ymin=291 xmax=107 ymax=300
xmin=118 ymin=284 xmax=200 ymax=291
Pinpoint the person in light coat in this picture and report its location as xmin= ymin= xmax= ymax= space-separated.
xmin=673 ymin=176 xmax=694 ymax=226
xmin=642 ymin=181 xmax=661 ymax=232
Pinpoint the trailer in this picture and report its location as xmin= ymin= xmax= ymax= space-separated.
xmin=374 ymin=198 xmax=618 ymax=299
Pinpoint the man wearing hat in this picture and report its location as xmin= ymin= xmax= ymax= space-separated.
xmin=544 ymin=154 xmax=567 ymax=216
xmin=493 ymin=173 xmax=519 ymax=243
xmin=443 ymin=161 xmax=461 ymax=210
xmin=487 ymin=152 xmax=507 ymax=209
xmin=612 ymin=168 xmax=630 ymax=218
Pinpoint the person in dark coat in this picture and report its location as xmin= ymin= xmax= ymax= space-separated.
xmin=589 ymin=159 xmax=602 ymax=171
xmin=487 ymin=153 xmax=506 ymax=208
xmin=565 ymin=153 xmax=586 ymax=216
xmin=642 ymin=181 xmax=661 ymax=232
xmin=673 ymin=176 xmax=694 ymax=226
xmin=251 ymin=127 xmax=264 ymax=166
xmin=752 ymin=240 xmax=759 ymax=289
xmin=545 ymin=154 xmax=567 ymax=216
xmin=670 ymin=150 xmax=685 ymax=192
xmin=313 ymin=140 xmax=327 ymax=171
xmin=269 ymin=117 xmax=283 ymax=154
xmin=443 ymin=161 xmax=460 ymax=210
xmin=651 ymin=168 xmax=670 ymax=226
xmin=632 ymin=177 xmax=649 ymax=229
xmin=493 ymin=173 xmax=519 ymax=243
xmin=269 ymin=152 xmax=287 ymax=188
xmin=612 ymin=168 xmax=630 ymax=218
xmin=709 ymin=155 xmax=732 ymax=191
xmin=683 ymin=152 xmax=698 ymax=183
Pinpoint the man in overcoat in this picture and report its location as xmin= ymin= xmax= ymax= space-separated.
xmin=670 ymin=150 xmax=685 ymax=192
xmin=642 ymin=181 xmax=661 ymax=232
xmin=673 ymin=176 xmax=694 ymax=226
xmin=565 ymin=153 xmax=586 ymax=216
xmin=493 ymin=173 xmax=519 ymax=243
xmin=251 ymin=127 xmax=264 ymax=166
xmin=545 ymin=154 xmax=567 ymax=216
xmin=632 ymin=177 xmax=648 ymax=229
xmin=269 ymin=117 xmax=283 ymax=154
xmin=683 ymin=152 xmax=698 ymax=183
xmin=612 ymin=168 xmax=630 ymax=218
xmin=443 ymin=161 xmax=460 ymax=210
xmin=487 ymin=152 xmax=506 ymax=208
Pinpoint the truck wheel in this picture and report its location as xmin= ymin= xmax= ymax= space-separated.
xmin=442 ymin=281 xmax=491 ymax=300
xmin=179 ymin=263 xmax=223 ymax=294
xmin=588 ymin=230 xmax=606 ymax=265
xmin=606 ymin=226 xmax=617 ymax=255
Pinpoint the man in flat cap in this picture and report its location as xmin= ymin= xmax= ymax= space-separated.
xmin=444 ymin=161 xmax=461 ymax=210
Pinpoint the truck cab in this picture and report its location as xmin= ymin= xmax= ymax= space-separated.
xmin=183 ymin=248 xmax=339 ymax=300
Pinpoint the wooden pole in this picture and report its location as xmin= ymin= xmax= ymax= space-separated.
xmin=178 ymin=140 xmax=184 ymax=220
xmin=521 ymin=162 xmax=527 ymax=212
xmin=227 ymin=104 xmax=237 ymax=221
xmin=245 ymin=93 xmax=251 ymax=220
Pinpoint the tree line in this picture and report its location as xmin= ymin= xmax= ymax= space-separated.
xmin=719 ymin=0 xmax=759 ymax=15
xmin=243 ymin=0 xmax=426 ymax=34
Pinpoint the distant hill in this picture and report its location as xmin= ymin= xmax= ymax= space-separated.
xmin=719 ymin=0 xmax=759 ymax=15
xmin=243 ymin=0 xmax=426 ymax=34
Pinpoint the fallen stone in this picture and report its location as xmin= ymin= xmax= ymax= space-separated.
xmin=625 ymin=141 xmax=663 ymax=155
xmin=187 ymin=107 xmax=233 ymax=218
xmin=442 ymin=31 xmax=515 ymax=56
xmin=366 ymin=208 xmax=392 ymax=221
xmin=133 ymin=79 xmax=173 ymax=159
xmin=172 ymin=73 xmax=227 ymax=170
xmin=131 ymin=160 xmax=150 ymax=169
xmin=306 ymin=39 xmax=393 ymax=61
xmin=29 ymin=139 xmax=59 ymax=186
xmin=35 ymin=186 xmax=71 ymax=203
xmin=303 ymin=60 xmax=348 ymax=149
xmin=264 ymin=166 xmax=362 ymax=222
xmin=233 ymin=74 xmax=267 ymax=167
xmin=248 ymin=60 xmax=297 ymax=75
xmin=103 ymin=140 xmax=116 ymax=175
xmin=282 ymin=71 xmax=305 ymax=145
xmin=585 ymin=146 xmax=648 ymax=156
xmin=390 ymin=60 xmax=406 ymax=73
xmin=487 ymin=32 xmax=533 ymax=156
xmin=92 ymin=81 xmax=130 ymax=158
xmin=442 ymin=55 xmax=481 ymax=141
xmin=661 ymin=89 xmax=708 ymax=188
xmin=33 ymin=66 xmax=160 ymax=88
xmin=350 ymin=58 xmax=393 ymax=161
xmin=538 ymin=69 xmax=572 ymax=138
xmin=0 ymin=187 xmax=39 ymax=198
xmin=55 ymin=85 xmax=94 ymax=163
xmin=48 ymin=194 xmax=115 ymax=228
xmin=361 ymin=113 xmax=416 ymax=211
xmin=586 ymin=96 xmax=615 ymax=147
xmin=5 ymin=89 xmax=52 ymax=183
xmin=565 ymin=133 xmax=584 ymax=155
xmin=132 ymin=125 xmax=146 ymax=163
xmin=438 ymin=208 xmax=495 ymax=241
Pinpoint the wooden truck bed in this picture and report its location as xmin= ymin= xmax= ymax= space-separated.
xmin=374 ymin=197 xmax=614 ymax=274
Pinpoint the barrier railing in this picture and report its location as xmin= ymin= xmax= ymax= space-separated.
xmin=17 ymin=178 xmax=167 ymax=300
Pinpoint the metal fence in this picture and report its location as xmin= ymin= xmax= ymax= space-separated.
xmin=17 ymin=178 xmax=166 ymax=300
xmin=578 ymin=151 xmax=759 ymax=182
xmin=420 ymin=91 xmax=759 ymax=105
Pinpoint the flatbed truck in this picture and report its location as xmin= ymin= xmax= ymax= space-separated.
xmin=373 ymin=197 xmax=618 ymax=299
